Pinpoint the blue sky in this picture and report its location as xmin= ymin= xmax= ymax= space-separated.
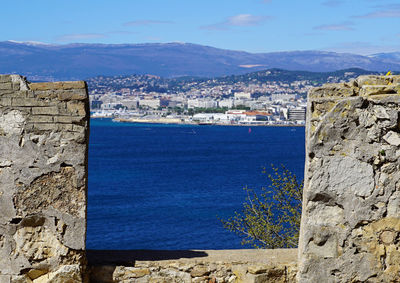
xmin=2 ymin=0 xmax=399 ymax=55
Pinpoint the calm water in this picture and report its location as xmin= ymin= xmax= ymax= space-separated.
xmin=87 ymin=119 xmax=305 ymax=250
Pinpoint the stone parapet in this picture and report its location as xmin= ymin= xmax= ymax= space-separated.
xmin=0 ymin=75 xmax=89 ymax=282
xmin=88 ymin=249 xmax=298 ymax=283
xmin=298 ymin=75 xmax=400 ymax=282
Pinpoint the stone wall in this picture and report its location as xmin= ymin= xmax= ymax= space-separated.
xmin=0 ymin=75 xmax=89 ymax=282
xmin=4 ymin=72 xmax=399 ymax=282
xmin=298 ymin=75 xmax=400 ymax=282
xmin=88 ymin=249 xmax=298 ymax=283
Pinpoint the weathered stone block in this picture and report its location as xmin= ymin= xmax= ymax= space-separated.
xmin=27 ymin=269 xmax=47 ymax=280
xmin=356 ymin=75 xmax=397 ymax=86
xmin=247 ymin=265 xmax=269 ymax=275
xmin=0 ymin=83 xmax=12 ymax=90
xmin=0 ymin=98 xmax=12 ymax=106
xmin=57 ymin=89 xmax=87 ymax=101
xmin=31 ymin=106 xmax=59 ymax=115
xmin=11 ymin=97 xmax=49 ymax=107
xmin=298 ymin=75 xmax=400 ymax=282
xmin=360 ymin=84 xmax=399 ymax=96
xmin=72 ymin=124 xmax=85 ymax=133
xmin=53 ymin=116 xmax=84 ymax=124
xmin=66 ymin=101 xmax=86 ymax=116
xmin=0 ymin=90 xmax=14 ymax=98
xmin=190 ymin=265 xmax=209 ymax=277
xmin=114 ymin=267 xmax=150 ymax=279
xmin=0 ymin=75 xmax=11 ymax=83
xmin=57 ymin=124 xmax=74 ymax=132
xmin=0 ymin=110 xmax=26 ymax=136
xmin=34 ymin=90 xmax=57 ymax=99
xmin=309 ymin=83 xmax=356 ymax=98
xmin=31 ymin=123 xmax=59 ymax=132
xmin=27 ymin=115 xmax=54 ymax=124
xmin=32 ymin=265 xmax=82 ymax=283
xmin=29 ymin=81 xmax=86 ymax=91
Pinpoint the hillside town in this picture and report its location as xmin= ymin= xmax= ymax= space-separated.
xmin=88 ymin=69 xmax=375 ymax=125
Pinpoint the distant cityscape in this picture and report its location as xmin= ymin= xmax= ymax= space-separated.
xmin=88 ymin=68 xmax=378 ymax=126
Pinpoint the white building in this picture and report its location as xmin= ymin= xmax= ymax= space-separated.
xmin=101 ymin=102 xmax=120 ymax=110
xmin=187 ymin=99 xmax=217 ymax=109
xmin=226 ymin=110 xmax=247 ymax=121
xmin=218 ymin=99 xmax=234 ymax=108
xmin=120 ymin=99 xmax=139 ymax=109
xmin=233 ymin=99 xmax=248 ymax=107
xmin=234 ymin=92 xmax=251 ymax=99
xmin=192 ymin=113 xmax=215 ymax=123
xmin=139 ymin=99 xmax=161 ymax=109
xmin=213 ymin=113 xmax=229 ymax=123
xmin=270 ymin=93 xmax=296 ymax=102
xmin=288 ymin=107 xmax=306 ymax=121
xmin=192 ymin=113 xmax=230 ymax=124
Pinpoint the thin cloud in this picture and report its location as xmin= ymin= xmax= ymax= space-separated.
xmin=355 ymin=5 xmax=400 ymax=18
xmin=372 ymin=3 xmax=400 ymax=8
xmin=322 ymin=0 xmax=344 ymax=7
xmin=262 ymin=0 xmax=272 ymax=3
xmin=57 ymin=33 xmax=106 ymax=42
xmin=314 ymin=22 xmax=354 ymax=31
xmin=228 ymin=14 xmax=269 ymax=26
xmin=201 ymin=14 xmax=270 ymax=31
xmin=356 ymin=10 xmax=400 ymax=18
xmin=123 ymin=20 xmax=174 ymax=27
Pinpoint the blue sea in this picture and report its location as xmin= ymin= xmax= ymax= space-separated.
xmin=87 ymin=119 xmax=305 ymax=250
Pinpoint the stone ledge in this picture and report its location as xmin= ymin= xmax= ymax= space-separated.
xmin=309 ymin=75 xmax=400 ymax=99
xmin=360 ymin=84 xmax=400 ymax=96
xmin=29 ymin=81 xmax=86 ymax=91
xmin=357 ymin=75 xmax=400 ymax=86
xmin=88 ymin=249 xmax=298 ymax=283
xmin=87 ymin=249 xmax=298 ymax=266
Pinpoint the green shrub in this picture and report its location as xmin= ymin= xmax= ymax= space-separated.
xmin=221 ymin=165 xmax=303 ymax=248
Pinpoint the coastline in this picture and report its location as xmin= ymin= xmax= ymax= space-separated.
xmin=92 ymin=116 xmax=305 ymax=127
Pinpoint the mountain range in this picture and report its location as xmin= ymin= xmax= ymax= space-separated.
xmin=0 ymin=41 xmax=398 ymax=81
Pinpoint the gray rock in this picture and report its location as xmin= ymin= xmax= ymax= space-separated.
xmin=383 ymin=131 xmax=400 ymax=146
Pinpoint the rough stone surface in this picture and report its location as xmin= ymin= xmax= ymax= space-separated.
xmin=88 ymin=249 xmax=298 ymax=283
xmin=298 ymin=75 xmax=400 ymax=282
xmin=0 ymin=75 xmax=89 ymax=282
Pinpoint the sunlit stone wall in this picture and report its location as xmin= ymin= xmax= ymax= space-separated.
xmin=88 ymin=249 xmax=298 ymax=283
xmin=0 ymin=75 xmax=89 ymax=282
xmin=298 ymin=75 xmax=400 ymax=282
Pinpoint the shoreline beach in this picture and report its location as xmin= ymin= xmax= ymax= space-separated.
xmin=104 ymin=117 xmax=305 ymax=127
